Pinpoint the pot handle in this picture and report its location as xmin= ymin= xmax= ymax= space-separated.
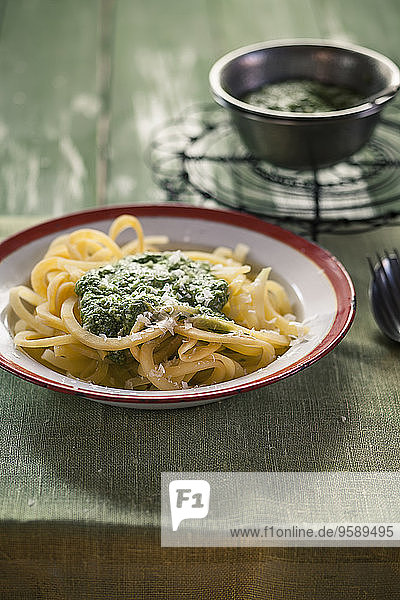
xmin=365 ymin=83 xmax=400 ymax=106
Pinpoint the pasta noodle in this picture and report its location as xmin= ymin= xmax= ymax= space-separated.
xmin=8 ymin=214 xmax=307 ymax=391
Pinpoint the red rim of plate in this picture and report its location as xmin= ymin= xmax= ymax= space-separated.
xmin=0 ymin=204 xmax=355 ymax=405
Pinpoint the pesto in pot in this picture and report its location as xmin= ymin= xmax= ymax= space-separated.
xmin=243 ymin=79 xmax=364 ymax=113
xmin=75 ymin=251 xmax=230 ymax=362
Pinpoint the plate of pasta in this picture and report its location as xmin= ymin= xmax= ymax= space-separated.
xmin=0 ymin=205 xmax=355 ymax=408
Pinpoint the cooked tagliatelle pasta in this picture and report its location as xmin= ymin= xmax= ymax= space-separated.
xmin=9 ymin=214 xmax=307 ymax=391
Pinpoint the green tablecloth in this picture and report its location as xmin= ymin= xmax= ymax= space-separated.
xmin=2 ymin=0 xmax=400 ymax=597
xmin=2 ymin=226 xmax=400 ymax=598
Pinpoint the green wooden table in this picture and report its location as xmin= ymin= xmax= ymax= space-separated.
xmin=1 ymin=1 xmax=400 ymax=598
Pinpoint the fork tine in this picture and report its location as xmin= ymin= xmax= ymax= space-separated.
xmin=375 ymin=252 xmax=400 ymax=322
xmin=387 ymin=248 xmax=400 ymax=288
xmin=372 ymin=268 xmax=400 ymax=330
xmin=382 ymin=249 xmax=400 ymax=295
xmin=371 ymin=282 xmax=400 ymax=337
xmin=383 ymin=249 xmax=400 ymax=290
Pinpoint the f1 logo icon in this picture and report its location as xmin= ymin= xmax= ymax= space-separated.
xmin=169 ymin=480 xmax=210 ymax=531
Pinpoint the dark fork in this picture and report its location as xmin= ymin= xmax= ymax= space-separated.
xmin=367 ymin=249 xmax=400 ymax=342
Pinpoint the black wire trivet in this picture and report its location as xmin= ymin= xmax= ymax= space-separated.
xmin=147 ymin=102 xmax=400 ymax=240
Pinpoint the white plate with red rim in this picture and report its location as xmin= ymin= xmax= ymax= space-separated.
xmin=0 ymin=205 xmax=355 ymax=409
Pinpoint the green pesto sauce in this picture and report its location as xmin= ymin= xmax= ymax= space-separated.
xmin=74 ymin=251 xmax=230 ymax=362
xmin=243 ymin=79 xmax=364 ymax=113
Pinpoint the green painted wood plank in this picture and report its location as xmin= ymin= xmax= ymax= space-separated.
xmin=311 ymin=0 xmax=400 ymax=63
xmin=0 ymin=0 xmax=99 ymax=223
xmin=0 ymin=1 xmax=8 ymax=39
xmin=309 ymin=0 xmax=400 ymax=222
xmin=96 ymin=0 xmax=117 ymax=207
xmin=207 ymin=0 xmax=322 ymax=57
xmin=107 ymin=0 xmax=322 ymax=206
xmin=107 ymin=0 xmax=215 ymax=206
